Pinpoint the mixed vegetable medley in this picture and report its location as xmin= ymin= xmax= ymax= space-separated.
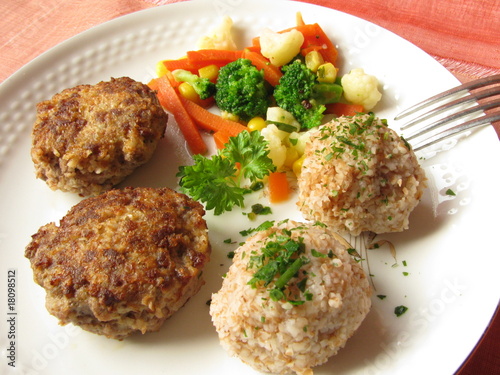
xmin=148 ymin=14 xmax=383 ymax=214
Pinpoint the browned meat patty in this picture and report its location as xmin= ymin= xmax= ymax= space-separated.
xmin=31 ymin=77 xmax=168 ymax=196
xmin=25 ymin=187 xmax=211 ymax=340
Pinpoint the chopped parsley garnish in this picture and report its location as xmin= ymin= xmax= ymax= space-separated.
xmin=311 ymin=249 xmax=327 ymax=258
xmin=177 ymin=130 xmax=275 ymax=215
xmin=249 ymin=203 xmax=272 ymax=216
xmin=347 ymin=248 xmax=363 ymax=261
xmin=239 ymin=220 xmax=275 ymax=237
xmin=245 ymin=204 xmax=272 ymax=220
xmin=250 ymin=181 xmax=264 ymax=191
xmin=401 ymin=135 xmax=411 ymax=150
xmin=394 ymin=305 xmax=408 ymax=317
xmin=446 ymin=188 xmax=456 ymax=196
xmin=247 ymin=231 xmax=312 ymax=305
xmin=377 ymin=295 xmax=387 ymax=300
xmin=315 ymin=113 xmax=390 ymax=177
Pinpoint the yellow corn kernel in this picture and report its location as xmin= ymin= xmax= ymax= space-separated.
xmin=178 ymin=82 xmax=201 ymax=103
xmin=247 ymin=116 xmax=267 ymax=132
xmin=305 ymin=51 xmax=324 ymax=73
xmin=284 ymin=147 xmax=299 ymax=168
xmin=156 ymin=61 xmax=168 ymax=77
xmin=292 ymin=154 xmax=306 ymax=177
xmin=198 ymin=64 xmax=219 ymax=81
xmin=317 ymin=63 xmax=338 ymax=83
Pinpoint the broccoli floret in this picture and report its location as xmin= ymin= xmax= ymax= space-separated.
xmin=215 ymin=58 xmax=270 ymax=121
xmin=274 ymin=59 xmax=343 ymax=129
xmin=172 ymin=69 xmax=216 ymax=100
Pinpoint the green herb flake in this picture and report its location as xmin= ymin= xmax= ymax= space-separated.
xmin=446 ymin=188 xmax=456 ymax=196
xmin=251 ymin=203 xmax=272 ymax=215
xmin=311 ymin=249 xmax=326 ymax=258
xmin=250 ymin=181 xmax=264 ymax=191
xmin=347 ymin=248 xmax=361 ymax=258
xmin=297 ymin=278 xmax=308 ymax=293
xmin=240 ymin=220 xmax=275 ymax=236
xmin=401 ymin=135 xmax=411 ymax=150
xmin=377 ymin=295 xmax=387 ymax=300
xmin=394 ymin=305 xmax=408 ymax=317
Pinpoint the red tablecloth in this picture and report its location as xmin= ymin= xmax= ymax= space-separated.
xmin=1 ymin=1 xmax=499 ymax=374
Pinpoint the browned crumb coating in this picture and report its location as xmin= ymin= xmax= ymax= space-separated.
xmin=25 ymin=187 xmax=211 ymax=340
xmin=31 ymin=77 xmax=168 ymax=196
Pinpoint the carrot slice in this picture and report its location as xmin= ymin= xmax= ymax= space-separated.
xmin=162 ymin=58 xmax=197 ymax=73
xmin=151 ymin=76 xmax=207 ymax=155
xmin=148 ymin=78 xmax=159 ymax=91
xmin=250 ymin=36 xmax=261 ymax=50
xmin=180 ymin=97 xmax=247 ymax=137
xmin=186 ymin=49 xmax=243 ymax=68
xmin=268 ymin=171 xmax=290 ymax=203
xmin=243 ymin=49 xmax=283 ymax=87
xmin=325 ymin=102 xmax=365 ymax=117
xmin=213 ymin=130 xmax=232 ymax=149
xmin=296 ymin=23 xmax=338 ymax=64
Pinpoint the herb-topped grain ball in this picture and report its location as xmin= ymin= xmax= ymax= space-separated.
xmin=210 ymin=220 xmax=371 ymax=375
xmin=297 ymin=113 xmax=426 ymax=236
xmin=25 ymin=187 xmax=211 ymax=340
xmin=31 ymin=77 xmax=168 ymax=196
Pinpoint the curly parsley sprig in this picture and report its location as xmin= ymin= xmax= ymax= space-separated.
xmin=177 ymin=130 xmax=276 ymax=215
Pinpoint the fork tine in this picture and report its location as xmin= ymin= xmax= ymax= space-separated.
xmin=404 ymin=98 xmax=500 ymax=141
xmin=394 ymin=74 xmax=500 ymax=121
xmin=400 ymin=86 xmax=500 ymax=130
xmin=411 ymin=111 xmax=500 ymax=151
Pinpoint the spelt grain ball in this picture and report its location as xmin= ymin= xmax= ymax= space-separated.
xmin=210 ymin=220 xmax=371 ymax=375
xmin=297 ymin=113 xmax=426 ymax=236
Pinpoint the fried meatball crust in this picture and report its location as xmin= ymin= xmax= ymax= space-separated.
xmin=25 ymin=187 xmax=211 ymax=340
xmin=31 ymin=77 xmax=168 ymax=196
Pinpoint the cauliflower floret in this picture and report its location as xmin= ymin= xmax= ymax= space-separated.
xmin=259 ymin=28 xmax=304 ymax=67
xmin=341 ymin=68 xmax=382 ymax=110
xmin=289 ymin=131 xmax=311 ymax=155
xmin=266 ymin=107 xmax=301 ymax=132
xmin=263 ymin=108 xmax=311 ymax=170
xmin=261 ymin=124 xmax=287 ymax=170
xmin=197 ymin=16 xmax=237 ymax=50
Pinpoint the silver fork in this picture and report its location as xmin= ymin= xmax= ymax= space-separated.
xmin=394 ymin=74 xmax=500 ymax=151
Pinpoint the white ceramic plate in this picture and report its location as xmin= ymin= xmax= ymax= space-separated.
xmin=1 ymin=1 xmax=499 ymax=374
